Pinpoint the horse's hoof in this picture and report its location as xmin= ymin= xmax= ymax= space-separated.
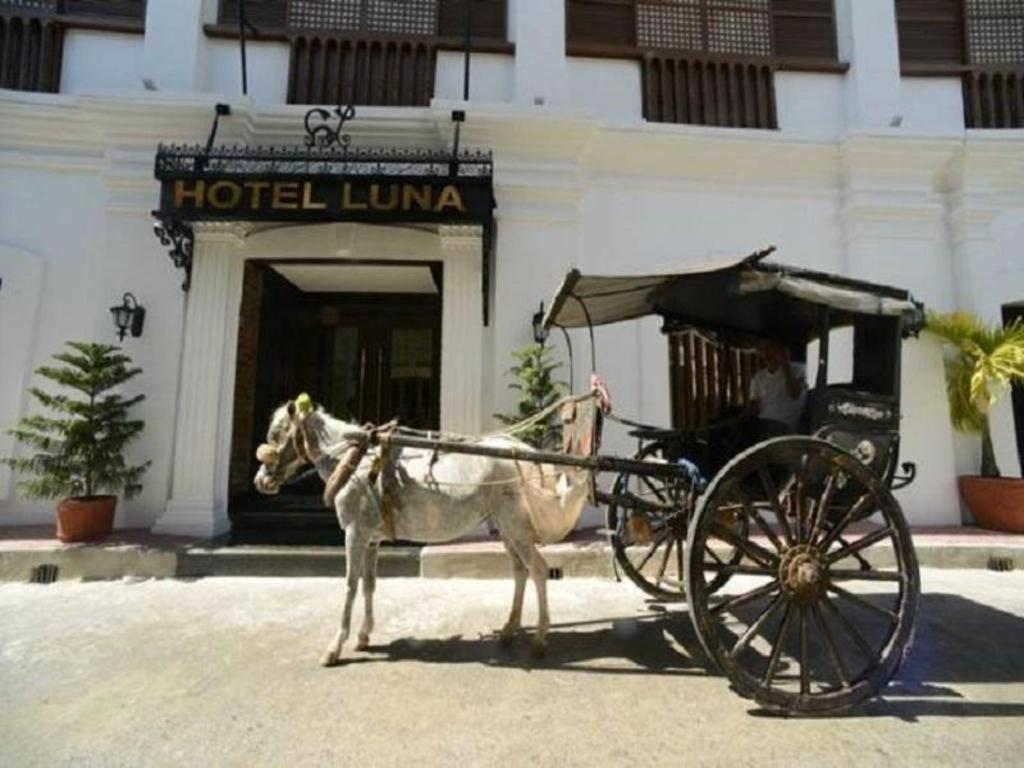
xmin=530 ymin=638 xmax=548 ymax=658
xmin=498 ymin=629 xmax=516 ymax=648
xmin=321 ymin=651 xmax=340 ymax=667
xmin=355 ymin=635 xmax=370 ymax=651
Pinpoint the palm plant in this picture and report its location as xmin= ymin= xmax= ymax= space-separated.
xmin=926 ymin=311 xmax=1024 ymax=478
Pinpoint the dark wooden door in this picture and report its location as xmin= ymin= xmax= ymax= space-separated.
xmin=229 ymin=265 xmax=440 ymax=540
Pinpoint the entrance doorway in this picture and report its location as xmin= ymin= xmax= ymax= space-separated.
xmin=229 ymin=260 xmax=442 ymax=540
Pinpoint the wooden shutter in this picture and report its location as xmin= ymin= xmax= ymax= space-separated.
xmin=566 ymin=0 xmax=635 ymax=52
xmin=895 ymin=0 xmax=965 ymax=67
xmin=772 ymin=0 xmax=837 ymax=62
xmin=64 ymin=0 xmax=146 ymax=20
xmin=219 ymin=0 xmax=288 ymax=28
xmin=438 ymin=0 xmax=506 ymax=40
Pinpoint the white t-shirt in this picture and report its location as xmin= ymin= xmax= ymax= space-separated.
xmin=750 ymin=363 xmax=807 ymax=432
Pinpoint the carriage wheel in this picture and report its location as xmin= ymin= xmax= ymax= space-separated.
xmin=606 ymin=442 xmax=745 ymax=602
xmin=684 ymin=436 xmax=919 ymax=714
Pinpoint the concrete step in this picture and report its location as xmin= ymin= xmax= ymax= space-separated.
xmin=1 ymin=525 xmax=1022 ymax=583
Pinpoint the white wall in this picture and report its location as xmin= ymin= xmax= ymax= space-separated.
xmin=775 ymin=72 xmax=845 ymax=138
xmin=203 ymin=39 xmax=291 ymax=103
xmin=435 ymin=52 xmax=515 ymax=104
xmin=901 ymin=77 xmax=965 ymax=134
xmin=60 ymin=31 xmax=145 ymax=95
xmin=0 ymin=164 xmax=185 ymax=529
xmin=565 ymin=58 xmax=643 ymax=123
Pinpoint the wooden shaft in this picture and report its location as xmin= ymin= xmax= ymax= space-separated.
xmin=383 ymin=433 xmax=693 ymax=480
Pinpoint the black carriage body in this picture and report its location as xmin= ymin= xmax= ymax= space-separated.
xmin=543 ymin=249 xmax=925 ymax=490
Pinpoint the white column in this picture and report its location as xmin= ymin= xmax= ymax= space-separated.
xmin=153 ymin=230 xmax=244 ymax=538
xmin=439 ymin=226 xmax=485 ymax=435
xmin=142 ymin=0 xmax=212 ymax=93
xmin=834 ymin=0 xmax=902 ymax=130
xmin=511 ymin=0 xmax=568 ymax=107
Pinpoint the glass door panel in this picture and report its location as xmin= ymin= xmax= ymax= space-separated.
xmin=387 ymin=326 xmax=436 ymax=428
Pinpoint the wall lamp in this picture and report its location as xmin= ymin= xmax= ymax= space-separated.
xmin=110 ymin=293 xmax=145 ymax=342
xmin=531 ymin=301 xmax=549 ymax=345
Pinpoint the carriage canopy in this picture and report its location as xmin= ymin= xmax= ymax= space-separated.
xmin=542 ymin=247 xmax=924 ymax=346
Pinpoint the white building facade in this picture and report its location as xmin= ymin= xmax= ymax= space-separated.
xmin=1 ymin=0 xmax=1022 ymax=537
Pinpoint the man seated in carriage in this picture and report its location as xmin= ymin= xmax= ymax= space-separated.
xmin=746 ymin=339 xmax=808 ymax=438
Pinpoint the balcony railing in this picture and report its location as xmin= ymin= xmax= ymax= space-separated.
xmin=963 ymin=67 xmax=1024 ymax=129
xmin=288 ymin=34 xmax=436 ymax=106
xmin=214 ymin=0 xmax=506 ymax=105
xmin=642 ymin=53 xmax=777 ymax=129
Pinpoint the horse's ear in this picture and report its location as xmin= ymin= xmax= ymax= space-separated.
xmin=286 ymin=400 xmax=297 ymax=418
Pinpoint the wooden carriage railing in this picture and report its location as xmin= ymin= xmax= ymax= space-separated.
xmin=0 ymin=0 xmax=145 ymax=93
xmin=642 ymin=52 xmax=776 ymax=128
xmin=668 ymin=328 xmax=761 ymax=431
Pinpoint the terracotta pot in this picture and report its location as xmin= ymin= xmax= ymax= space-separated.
xmin=55 ymin=496 xmax=117 ymax=543
xmin=959 ymin=476 xmax=1024 ymax=533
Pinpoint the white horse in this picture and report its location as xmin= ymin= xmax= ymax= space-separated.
xmin=253 ymin=398 xmax=554 ymax=665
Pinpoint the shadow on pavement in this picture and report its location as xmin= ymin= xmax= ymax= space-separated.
xmin=334 ymin=592 xmax=1024 ymax=720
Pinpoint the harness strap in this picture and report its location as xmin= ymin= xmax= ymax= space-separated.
xmin=321 ymin=439 xmax=369 ymax=508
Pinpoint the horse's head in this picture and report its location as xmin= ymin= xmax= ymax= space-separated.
xmin=253 ymin=394 xmax=315 ymax=495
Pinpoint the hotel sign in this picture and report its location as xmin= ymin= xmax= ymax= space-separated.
xmin=158 ymin=176 xmax=494 ymax=225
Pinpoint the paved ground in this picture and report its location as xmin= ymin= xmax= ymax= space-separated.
xmin=1 ymin=571 xmax=1023 ymax=767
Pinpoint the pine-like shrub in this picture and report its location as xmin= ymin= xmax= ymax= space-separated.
xmin=2 ymin=342 xmax=150 ymax=500
xmin=496 ymin=343 xmax=565 ymax=449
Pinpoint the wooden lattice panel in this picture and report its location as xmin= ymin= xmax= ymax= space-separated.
xmin=287 ymin=0 xmax=437 ymax=35
xmin=637 ymin=0 xmax=771 ymax=57
xmin=966 ymin=0 xmax=1024 ymax=65
xmin=367 ymin=0 xmax=436 ymax=35
xmin=637 ymin=0 xmax=703 ymax=51
xmin=288 ymin=0 xmax=361 ymax=30
xmin=707 ymin=0 xmax=771 ymax=56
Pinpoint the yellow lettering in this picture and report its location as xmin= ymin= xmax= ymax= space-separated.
xmin=207 ymin=181 xmax=243 ymax=210
xmin=402 ymin=184 xmax=432 ymax=211
xmin=272 ymin=182 xmax=299 ymax=210
xmin=244 ymin=181 xmax=271 ymax=210
xmin=173 ymin=180 xmax=205 ymax=209
xmin=369 ymin=183 xmax=399 ymax=211
xmin=342 ymin=183 xmax=368 ymax=211
xmin=433 ymin=185 xmax=465 ymax=213
xmin=302 ymin=182 xmax=327 ymax=210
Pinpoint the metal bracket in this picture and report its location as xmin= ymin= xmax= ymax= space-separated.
xmin=153 ymin=218 xmax=195 ymax=291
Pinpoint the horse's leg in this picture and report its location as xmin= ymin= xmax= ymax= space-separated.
xmin=356 ymin=542 xmax=379 ymax=651
xmin=498 ymin=536 xmax=528 ymax=647
xmin=522 ymin=541 xmax=551 ymax=657
xmin=502 ymin=531 xmax=550 ymax=657
xmin=322 ymin=526 xmax=367 ymax=667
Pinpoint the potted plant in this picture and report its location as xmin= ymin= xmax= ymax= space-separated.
xmin=2 ymin=342 xmax=150 ymax=542
xmin=495 ymin=342 xmax=565 ymax=449
xmin=927 ymin=311 xmax=1024 ymax=532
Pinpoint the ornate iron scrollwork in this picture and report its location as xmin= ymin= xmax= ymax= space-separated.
xmin=153 ymin=219 xmax=194 ymax=291
xmin=303 ymin=105 xmax=356 ymax=149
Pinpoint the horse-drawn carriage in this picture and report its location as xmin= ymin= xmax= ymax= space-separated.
xmin=255 ymin=247 xmax=925 ymax=715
